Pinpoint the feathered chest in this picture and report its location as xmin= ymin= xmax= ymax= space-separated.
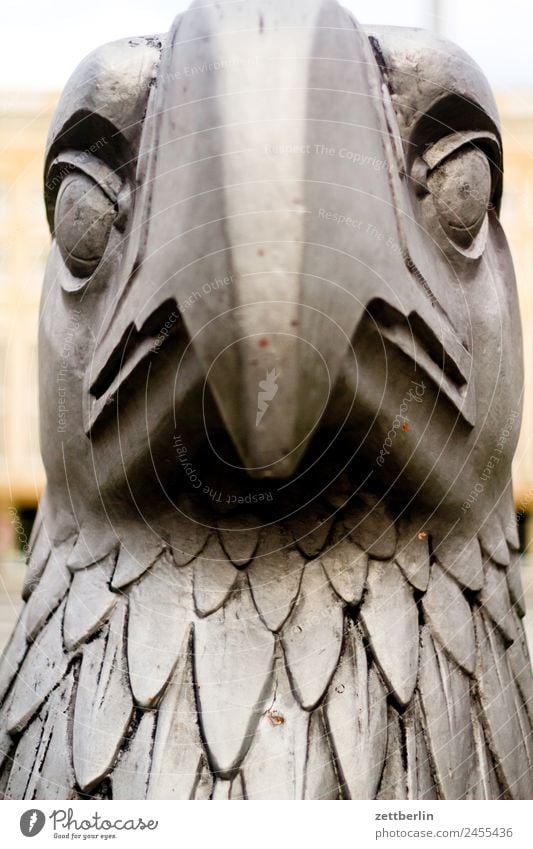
xmin=0 ymin=485 xmax=531 ymax=800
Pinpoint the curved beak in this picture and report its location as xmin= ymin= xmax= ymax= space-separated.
xmin=87 ymin=0 xmax=473 ymax=478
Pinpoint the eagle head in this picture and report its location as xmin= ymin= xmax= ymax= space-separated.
xmin=39 ymin=0 xmax=521 ymax=538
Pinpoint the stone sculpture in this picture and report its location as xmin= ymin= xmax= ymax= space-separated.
xmin=0 ymin=0 xmax=532 ymax=799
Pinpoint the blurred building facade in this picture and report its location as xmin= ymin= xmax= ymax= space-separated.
xmin=0 ymin=93 xmax=53 ymax=556
xmin=0 ymin=90 xmax=533 ymax=554
xmin=499 ymin=91 xmax=533 ymax=522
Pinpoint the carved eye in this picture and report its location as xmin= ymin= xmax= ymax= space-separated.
xmin=54 ymin=173 xmax=116 ymax=278
xmin=426 ymin=148 xmax=492 ymax=248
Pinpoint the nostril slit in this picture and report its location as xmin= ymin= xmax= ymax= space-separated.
xmin=89 ymin=298 xmax=180 ymax=399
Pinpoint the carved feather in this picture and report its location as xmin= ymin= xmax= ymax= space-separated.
xmin=111 ymin=711 xmax=155 ymax=800
xmin=194 ymin=578 xmax=275 ymax=776
xmin=361 ymin=559 xmax=419 ymax=706
xmin=5 ymin=707 xmax=45 ymax=799
xmin=72 ymin=599 xmax=133 ymax=792
xmin=25 ymin=541 xmax=73 ymax=643
xmin=506 ymin=552 xmax=526 ymax=619
xmin=167 ymin=505 xmax=210 ymax=567
xmin=282 ymin=560 xmax=344 ymax=710
xmin=325 ymin=622 xmax=387 ymax=799
xmin=507 ymin=617 xmax=533 ymax=726
xmin=21 ymin=511 xmax=51 ymax=601
xmin=395 ymin=515 xmax=430 ymax=591
xmin=147 ymin=628 xmax=212 ymax=800
xmin=247 ymin=527 xmax=304 ymax=631
xmin=377 ymin=706 xmax=407 ymax=799
xmin=468 ymin=702 xmax=503 ymax=799
xmin=127 ymin=550 xmax=192 ymax=707
xmin=303 ymin=708 xmax=340 ymax=800
xmin=66 ymin=524 xmax=117 ymax=573
xmin=403 ymin=696 xmax=438 ymax=799
xmin=7 ymin=601 xmax=72 ymax=734
xmin=419 ymin=627 xmax=474 ymax=799
xmin=192 ymin=535 xmax=238 ymax=616
xmin=217 ymin=514 xmax=260 ymax=567
xmin=0 ymin=729 xmax=14 ymax=790
xmin=343 ymin=498 xmax=397 ymax=560
xmin=480 ymin=559 xmax=517 ymax=644
xmin=474 ymin=610 xmax=532 ymax=799
xmin=321 ymin=531 xmax=368 ymax=606
xmin=286 ymin=503 xmax=334 ymax=558
xmin=19 ymin=668 xmax=78 ymax=800
xmin=479 ymin=519 xmax=511 ymax=567
xmin=432 ymin=533 xmax=484 ymax=592
xmin=111 ymin=524 xmax=164 ymax=589
xmin=63 ymin=552 xmax=118 ymax=650
xmin=0 ymin=606 xmax=29 ymax=704
xmin=242 ymin=654 xmax=309 ymax=799
xmin=422 ymin=562 xmax=475 ymax=674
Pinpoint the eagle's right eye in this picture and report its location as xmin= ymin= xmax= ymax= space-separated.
xmin=412 ymin=130 xmax=500 ymax=260
xmin=54 ymin=173 xmax=116 ymax=278
xmin=426 ymin=147 xmax=492 ymax=249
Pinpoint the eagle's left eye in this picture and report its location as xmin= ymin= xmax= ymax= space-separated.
xmin=426 ymin=147 xmax=491 ymax=249
xmin=54 ymin=173 xmax=116 ymax=278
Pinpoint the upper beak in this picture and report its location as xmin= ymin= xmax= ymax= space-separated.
xmin=86 ymin=0 xmax=473 ymax=478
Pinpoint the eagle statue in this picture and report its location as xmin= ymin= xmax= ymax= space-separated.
xmin=0 ymin=0 xmax=532 ymax=800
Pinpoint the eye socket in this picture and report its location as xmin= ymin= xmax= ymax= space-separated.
xmin=54 ymin=173 xmax=116 ymax=278
xmin=426 ymin=147 xmax=492 ymax=248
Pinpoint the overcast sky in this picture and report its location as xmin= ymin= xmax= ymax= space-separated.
xmin=1 ymin=0 xmax=532 ymax=92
